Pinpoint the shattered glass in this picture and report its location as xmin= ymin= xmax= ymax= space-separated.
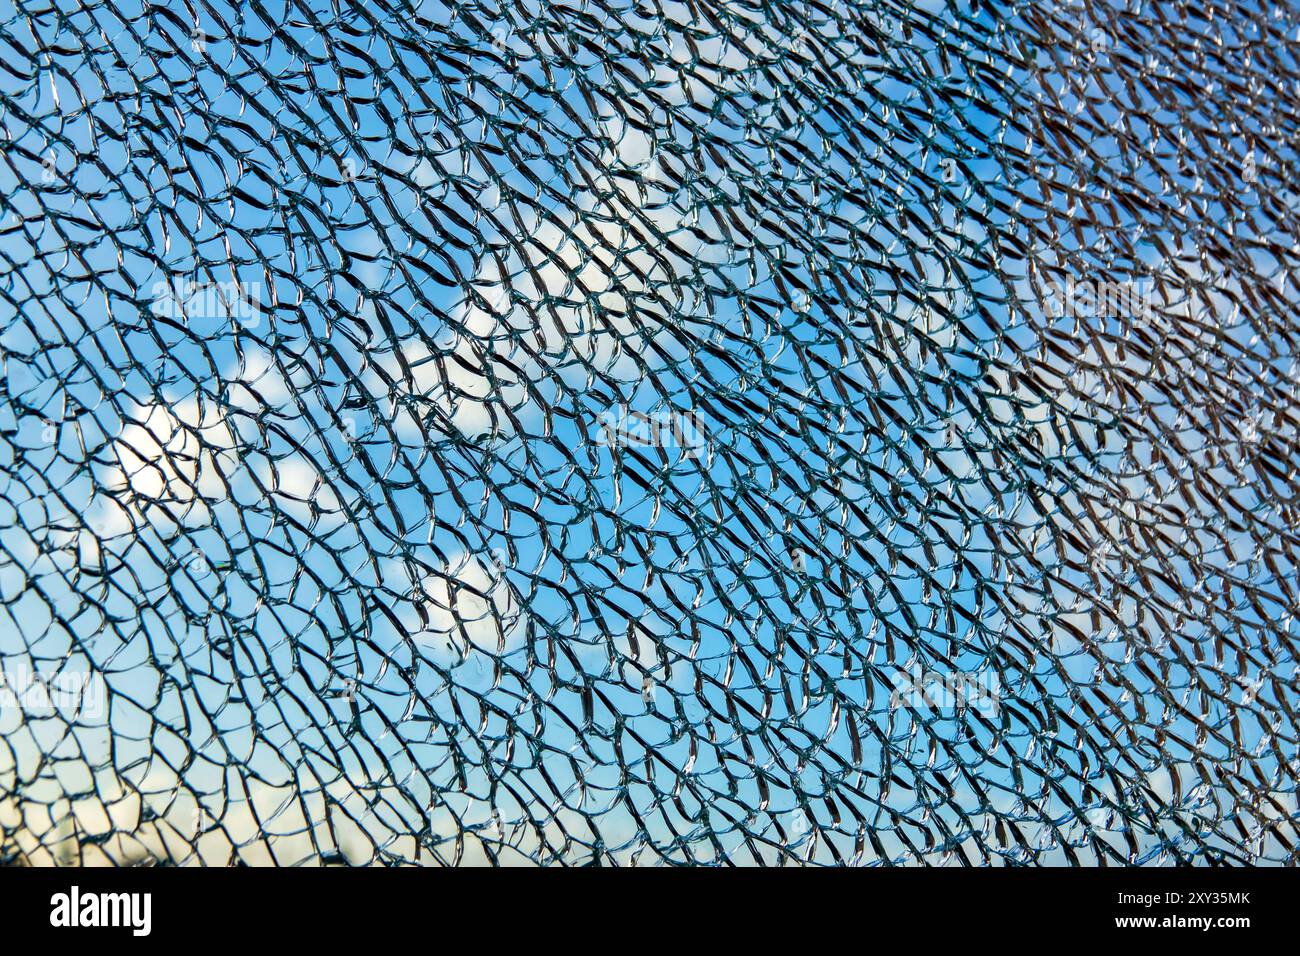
xmin=1 ymin=0 xmax=1298 ymax=865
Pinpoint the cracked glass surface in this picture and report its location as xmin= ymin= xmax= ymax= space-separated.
xmin=1 ymin=0 xmax=1298 ymax=865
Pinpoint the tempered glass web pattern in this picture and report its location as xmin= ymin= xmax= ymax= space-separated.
xmin=1 ymin=0 xmax=1298 ymax=866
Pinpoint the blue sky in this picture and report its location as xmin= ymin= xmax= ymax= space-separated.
xmin=1 ymin=0 xmax=1297 ymax=866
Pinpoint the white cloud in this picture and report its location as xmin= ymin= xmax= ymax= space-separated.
xmin=408 ymin=551 xmax=526 ymax=662
xmin=102 ymin=397 xmax=237 ymax=512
